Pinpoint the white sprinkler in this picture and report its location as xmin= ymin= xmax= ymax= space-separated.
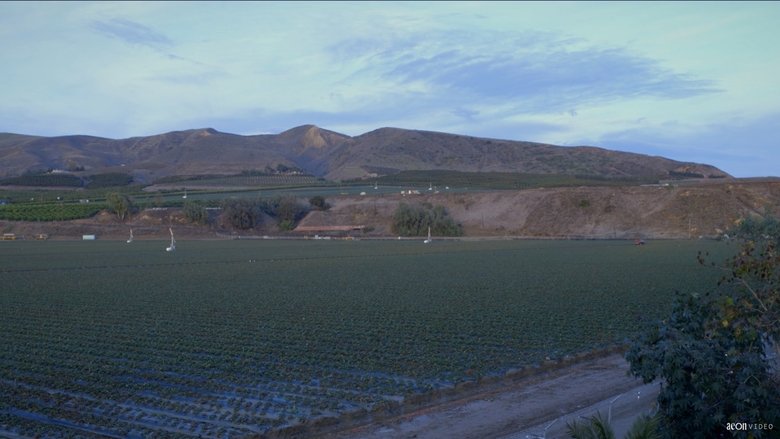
xmin=166 ymin=228 xmax=176 ymax=252
xmin=423 ymin=226 xmax=432 ymax=244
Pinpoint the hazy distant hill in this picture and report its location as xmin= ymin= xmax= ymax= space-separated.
xmin=0 ymin=125 xmax=730 ymax=182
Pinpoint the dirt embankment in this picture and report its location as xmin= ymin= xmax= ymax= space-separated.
xmin=2 ymin=180 xmax=779 ymax=240
xmin=305 ymin=180 xmax=780 ymax=239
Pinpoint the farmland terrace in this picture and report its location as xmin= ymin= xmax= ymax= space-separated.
xmin=1 ymin=179 xmax=778 ymax=241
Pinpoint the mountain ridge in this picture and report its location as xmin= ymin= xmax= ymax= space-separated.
xmin=0 ymin=125 xmax=731 ymax=182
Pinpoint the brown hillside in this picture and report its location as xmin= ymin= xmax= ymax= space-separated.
xmin=0 ymin=125 xmax=731 ymax=183
xmin=299 ymin=180 xmax=780 ymax=239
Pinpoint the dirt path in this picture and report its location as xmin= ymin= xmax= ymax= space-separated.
xmin=325 ymin=354 xmax=657 ymax=439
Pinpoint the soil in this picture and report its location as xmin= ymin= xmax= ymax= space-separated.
xmin=323 ymin=354 xmax=656 ymax=439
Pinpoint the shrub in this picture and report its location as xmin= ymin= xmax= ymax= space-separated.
xmin=391 ymin=203 xmax=462 ymax=237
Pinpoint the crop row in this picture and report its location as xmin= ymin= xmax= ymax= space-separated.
xmin=0 ymin=239 xmax=733 ymax=437
xmin=0 ymin=203 xmax=104 ymax=221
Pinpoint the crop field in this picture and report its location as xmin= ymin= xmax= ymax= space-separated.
xmin=0 ymin=239 xmax=733 ymax=437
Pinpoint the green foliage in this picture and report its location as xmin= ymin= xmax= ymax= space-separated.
xmin=626 ymin=238 xmax=780 ymax=439
xmin=106 ymin=192 xmax=132 ymax=221
xmin=729 ymin=216 xmax=780 ymax=244
xmin=154 ymin=173 xmax=321 ymax=188
xmin=221 ymin=197 xmax=309 ymax=230
xmin=707 ymin=215 xmax=780 ymax=369
xmin=0 ymin=203 xmax=103 ymax=221
xmin=264 ymin=196 xmax=310 ymax=230
xmin=568 ymin=413 xmax=659 ymax=439
xmin=308 ymin=195 xmax=329 ymax=211
xmin=0 ymin=173 xmax=82 ymax=187
xmin=391 ymin=203 xmax=462 ymax=237
xmin=222 ymin=199 xmax=264 ymax=229
xmin=624 ymin=415 xmax=660 ymax=439
xmin=361 ymin=170 xmax=653 ymax=190
xmin=84 ymin=173 xmax=133 ymax=188
xmin=182 ymin=200 xmax=208 ymax=225
xmin=567 ymin=412 xmax=616 ymax=439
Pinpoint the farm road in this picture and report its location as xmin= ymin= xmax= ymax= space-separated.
xmin=327 ymin=354 xmax=659 ymax=439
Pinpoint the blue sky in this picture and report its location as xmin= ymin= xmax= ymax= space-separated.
xmin=1 ymin=1 xmax=778 ymax=177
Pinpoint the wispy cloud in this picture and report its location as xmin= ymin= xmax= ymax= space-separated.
xmin=90 ymin=18 xmax=172 ymax=49
xmin=331 ymin=30 xmax=720 ymax=116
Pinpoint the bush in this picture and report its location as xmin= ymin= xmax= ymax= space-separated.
xmin=309 ymin=195 xmax=329 ymax=211
xmin=391 ymin=203 xmax=462 ymax=237
xmin=221 ymin=196 xmax=309 ymax=230
xmin=222 ymin=199 xmax=264 ymax=230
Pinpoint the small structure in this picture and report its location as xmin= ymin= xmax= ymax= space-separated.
xmin=82 ymin=234 xmax=96 ymax=240
xmin=34 ymin=233 xmax=48 ymax=240
xmin=2 ymin=233 xmax=16 ymax=241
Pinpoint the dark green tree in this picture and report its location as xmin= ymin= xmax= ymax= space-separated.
xmin=183 ymin=201 xmax=208 ymax=225
xmin=309 ymin=195 xmax=329 ymax=211
xmin=626 ymin=217 xmax=780 ymax=438
xmin=222 ymin=199 xmax=262 ymax=230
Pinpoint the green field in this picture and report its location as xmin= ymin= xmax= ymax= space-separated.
xmin=0 ymin=239 xmax=733 ymax=437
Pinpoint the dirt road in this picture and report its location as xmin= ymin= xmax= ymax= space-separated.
xmin=326 ymin=354 xmax=658 ymax=439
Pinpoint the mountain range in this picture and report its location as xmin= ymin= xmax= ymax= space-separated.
xmin=0 ymin=125 xmax=730 ymax=183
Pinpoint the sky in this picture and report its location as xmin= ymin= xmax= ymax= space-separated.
xmin=1 ymin=1 xmax=778 ymax=177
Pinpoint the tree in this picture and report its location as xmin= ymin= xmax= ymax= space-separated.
xmin=626 ymin=217 xmax=780 ymax=438
xmin=106 ymin=192 xmax=131 ymax=221
xmin=266 ymin=196 xmax=309 ymax=231
xmin=183 ymin=201 xmax=208 ymax=225
xmin=222 ymin=199 xmax=262 ymax=230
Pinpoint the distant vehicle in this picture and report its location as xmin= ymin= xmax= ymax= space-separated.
xmin=126 ymin=228 xmax=133 ymax=244
xmin=166 ymin=228 xmax=176 ymax=252
xmin=424 ymin=226 xmax=432 ymax=244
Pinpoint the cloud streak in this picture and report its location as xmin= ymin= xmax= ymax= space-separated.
xmin=90 ymin=18 xmax=172 ymax=49
xmin=332 ymin=31 xmax=720 ymax=117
